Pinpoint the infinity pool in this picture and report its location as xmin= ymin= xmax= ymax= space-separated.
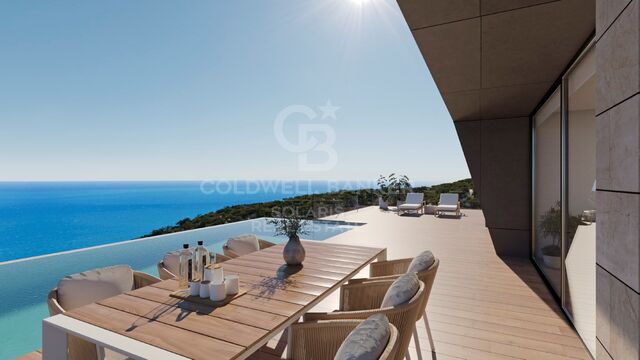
xmin=0 ymin=218 xmax=361 ymax=359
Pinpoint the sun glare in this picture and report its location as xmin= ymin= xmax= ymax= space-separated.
xmin=351 ymin=0 xmax=372 ymax=5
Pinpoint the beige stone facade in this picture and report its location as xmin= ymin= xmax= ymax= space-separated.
xmin=594 ymin=0 xmax=640 ymax=358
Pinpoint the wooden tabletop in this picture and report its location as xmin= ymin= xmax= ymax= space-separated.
xmin=64 ymin=241 xmax=385 ymax=360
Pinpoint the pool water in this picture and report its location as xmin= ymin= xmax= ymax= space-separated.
xmin=0 ymin=218 xmax=361 ymax=359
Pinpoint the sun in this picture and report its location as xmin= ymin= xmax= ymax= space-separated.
xmin=350 ymin=0 xmax=372 ymax=5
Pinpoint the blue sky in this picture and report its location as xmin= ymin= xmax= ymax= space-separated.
xmin=0 ymin=0 xmax=469 ymax=183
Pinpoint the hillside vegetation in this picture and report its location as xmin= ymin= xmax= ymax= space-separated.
xmin=144 ymin=178 xmax=478 ymax=237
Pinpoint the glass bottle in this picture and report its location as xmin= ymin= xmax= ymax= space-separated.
xmin=193 ymin=240 xmax=211 ymax=282
xmin=178 ymin=243 xmax=193 ymax=289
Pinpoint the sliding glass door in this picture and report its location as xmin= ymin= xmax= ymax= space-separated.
xmin=532 ymin=44 xmax=595 ymax=355
xmin=533 ymin=88 xmax=562 ymax=296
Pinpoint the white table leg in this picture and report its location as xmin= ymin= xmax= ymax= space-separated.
xmin=42 ymin=318 xmax=67 ymax=360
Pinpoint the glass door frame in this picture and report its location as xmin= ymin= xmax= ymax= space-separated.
xmin=530 ymin=37 xmax=595 ymax=324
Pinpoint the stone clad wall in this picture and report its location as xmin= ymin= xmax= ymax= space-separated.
xmin=454 ymin=117 xmax=531 ymax=257
xmin=595 ymin=0 xmax=640 ymax=358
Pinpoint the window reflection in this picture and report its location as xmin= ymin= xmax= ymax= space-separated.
xmin=532 ymin=45 xmax=596 ymax=356
xmin=565 ymin=46 xmax=596 ymax=355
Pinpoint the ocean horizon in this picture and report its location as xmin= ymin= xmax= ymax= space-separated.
xmin=0 ymin=180 xmax=385 ymax=262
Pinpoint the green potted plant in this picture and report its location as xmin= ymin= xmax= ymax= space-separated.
xmin=268 ymin=214 xmax=309 ymax=266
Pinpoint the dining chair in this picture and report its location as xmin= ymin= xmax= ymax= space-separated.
xmin=222 ymin=234 xmax=275 ymax=258
xmin=304 ymin=274 xmax=425 ymax=360
xmin=351 ymin=251 xmax=440 ymax=356
xmin=47 ymin=265 xmax=160 ymax=360
xmin=287 ymin=315 xmax=398 ymax=360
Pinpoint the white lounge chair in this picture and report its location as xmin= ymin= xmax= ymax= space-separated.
xmin=397 ymin=192 xmax=424 ymax=215
xmin=435 ymin=193 xmax=461 ymax=217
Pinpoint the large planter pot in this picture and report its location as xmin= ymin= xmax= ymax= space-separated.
xmin=283 ymin=235 xmax=305 ymax=266
xmin=378 ymin=197 xmax=388 ymax=210
xmin=541 ymin=244 xmax=561 ymax=269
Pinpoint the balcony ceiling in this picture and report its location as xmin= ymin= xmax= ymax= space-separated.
xmin=398 ymin=0 xmax=595 ymax=121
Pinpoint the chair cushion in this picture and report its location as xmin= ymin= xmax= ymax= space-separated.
xmin=380 ymin=272 xmax=420 ymax=308
xmin=407 ymin=250 xmax=435 ymax=274
xmin=162 ymin=251 xmax=180 ymax=276
xmin=436 ymin=204 xmax=458 ymax=211
xmin=438 ymin=193 xmax=458 ymax=206
xmin=334 ymin=314 xmax=390 ymax=360
xmin=227 ymin=234 xmax=260 ymax=255
xmin=398 ymin=203 xmax=422 ymax=210
xmin=404 ymin=192 xmax=424 ymax=205
xmin=57 ymin=265 xmax=134 ymax=311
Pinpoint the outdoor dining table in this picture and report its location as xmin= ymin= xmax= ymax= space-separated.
xmin=42 ymin=241 xmax=386 ymax=360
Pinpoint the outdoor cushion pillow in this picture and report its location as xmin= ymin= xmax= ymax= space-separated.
xmin=334 ymin=314 xmax=390 ymax=360
xmin=404 ymin=193 xmax=424 ymax=204
xmin=398 ymin=203 xmax=421 ymax=210
xmin=407 ymin=250 xmax=435 ymax=274
xmin=227 ymin=234 xmax=260 ymax=255
xmin=162 ymin=251 xmax=181 ymax=276
xmin=436 ymin=205 xmax=458 ymax=211
xmin=439 ymin=193 xmax=458 ymax=205
xmin=380 ymin=272 xmax=420 ymax=308
xmin=57 ymin=265 xmax=134 ymax=310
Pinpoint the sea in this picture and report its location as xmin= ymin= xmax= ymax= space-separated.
xmin=0 ymin=180 xmax=375 ymax=263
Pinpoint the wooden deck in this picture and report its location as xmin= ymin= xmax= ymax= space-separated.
xmin=295 ymin=207 xmax=591 ymax=360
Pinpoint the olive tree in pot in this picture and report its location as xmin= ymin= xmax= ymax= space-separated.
xmin=538 ymin=201 xmax=582 ymax=269
xmin=539 ymin=203 xmax=562 ymax=269
xmin=377 ymin=173 xmax=411 ymax=209
xmin=268 ymin=216 xmax=309 ymax=266
xmin=376 ymin=175 xmax=390 ymax=209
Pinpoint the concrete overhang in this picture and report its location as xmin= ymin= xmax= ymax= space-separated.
xmin=398 ymin=0 xmax=595 ymax=121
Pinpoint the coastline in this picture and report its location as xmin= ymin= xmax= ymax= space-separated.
xmin=0 ymin=179 xmax=475 ymax=262
xmin=0 ymin=181 xmax=373 ymax=262
xmin=144 ymin=178 xmax=478 ymax=237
